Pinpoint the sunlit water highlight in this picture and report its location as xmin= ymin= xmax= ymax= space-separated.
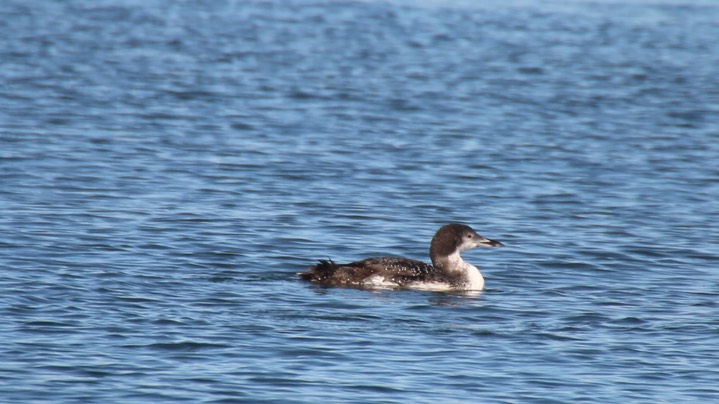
xmin=1 ymin=0 xmax=718 ymax=402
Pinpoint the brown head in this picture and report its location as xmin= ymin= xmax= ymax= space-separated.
xmin=429 ymin=223 xmax=503 ymax=266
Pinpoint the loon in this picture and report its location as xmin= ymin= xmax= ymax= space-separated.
xmin=299 ymin=223 xmax=503 ymax=291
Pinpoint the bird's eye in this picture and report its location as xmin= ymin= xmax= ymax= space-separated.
xmin=467 ymin=234 xmax=473 ymax=238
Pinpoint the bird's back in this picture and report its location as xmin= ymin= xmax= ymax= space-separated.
xmin=299 ymin=257 xmax=435 ymax=288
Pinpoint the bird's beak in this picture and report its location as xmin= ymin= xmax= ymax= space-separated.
xmin=478 ymin=237 xmax=503 ymax=247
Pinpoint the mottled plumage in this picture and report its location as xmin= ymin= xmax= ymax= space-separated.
xmin=299 ymin=223 xmax=503 ymax=291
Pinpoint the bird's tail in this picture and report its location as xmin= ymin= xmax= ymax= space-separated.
xmin=298 ymin=259 xmax=339 ymax=281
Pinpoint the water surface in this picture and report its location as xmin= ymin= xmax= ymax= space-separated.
xmin=1 ymin=0 xmax=718 ymax=402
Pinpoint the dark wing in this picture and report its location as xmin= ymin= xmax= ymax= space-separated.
xmin=299 ymin=259 xmax=377 ymax=287
xmin=347 ymin=257 xmax=435 ymax=284
xmin=299 ymin=257 xmax=435 ymax=287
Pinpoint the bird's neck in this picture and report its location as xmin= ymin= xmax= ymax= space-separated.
xmin=432 ymin=252 xmax=484 ymax=290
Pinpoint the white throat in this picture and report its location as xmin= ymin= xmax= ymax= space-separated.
xmin=445 ymin=251 xmax=484 ymax=291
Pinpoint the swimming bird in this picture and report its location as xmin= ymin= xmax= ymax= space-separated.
xmin=299 ymin=223 xmax=503 ymax=291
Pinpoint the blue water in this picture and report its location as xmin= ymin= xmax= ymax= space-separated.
xmin=2 ymin=0 xmax=719 ymax=402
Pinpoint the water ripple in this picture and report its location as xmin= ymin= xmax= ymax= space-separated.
xmin=2 ymin=0 xmax=719 ymax=402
